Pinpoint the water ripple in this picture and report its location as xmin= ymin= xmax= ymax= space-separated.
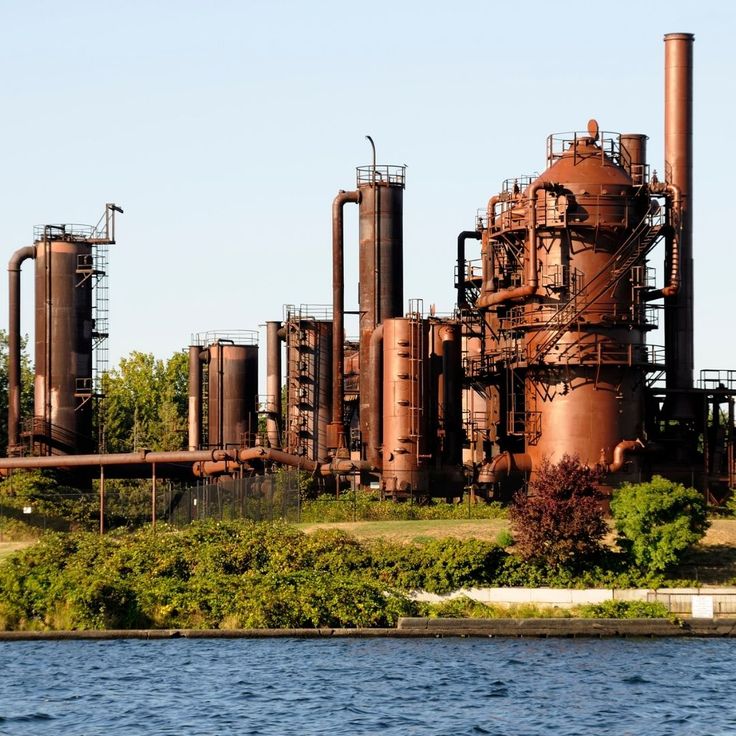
xmin=1 ymin=638 xmax=735 ymax=734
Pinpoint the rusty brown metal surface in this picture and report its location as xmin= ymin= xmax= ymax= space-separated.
xmin=7 ymin=245 xmax=35 ymax=452
xmin=206 ymin=341 xmax=258 ymax=450
xmin=34 ymin=237 xmax=95 ymax=455
xmin=381 ymin=317 xmax=429 ymax=495
xmin=331 ymin=190 xmax=360 ymax=449
xmin=284 ymin=312 xmax=333 ymax=462
xmin=265 ymin=320 xmax=283 ymax=449
xmin=664 ymin=32 xmax=695 ymax=392
xmin=357 ymin=166 xmax=405 ymax=460
xmin=187 ymin=345 xmax=202 ymax=451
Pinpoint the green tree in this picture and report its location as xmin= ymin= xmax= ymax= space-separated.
xmin=101 ymin=350 xmax=188 ymax=452
xmin=510 ymin=455 xmax=607 ymax=568
xmin=610 ymin=475 xmax=709 ymax=573
xmin=0 ymin=329 xmax=34 ymax=453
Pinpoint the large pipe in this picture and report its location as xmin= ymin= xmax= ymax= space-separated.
xmin=330 ymin=189 xmax=360 ymax=449
xmin=7 ymin=245 xmax=35 ymax=451
xmin=367 ymin=324 xmax=383 ymax=470
xmin=601 ymin=439 xmax=645 ymax=474
xmin=664 ymin=32 xmax=694 ymax=390
xmin=456 ymin=231 xmax=481 ymax=309
xmin=476 ymin=181 xmax=556 ymax=307
xmin=0 ymin=448 xmax=234 ymax=471
xmin=266 ymin=321 xmax=282 ymax=449
xmin=644 ymin=183 xmax=682 ymax=300
xmin=187 ymin=345 xmax=201 ymax=451
xmin=478 ymin=452 xmax=532 ymax=484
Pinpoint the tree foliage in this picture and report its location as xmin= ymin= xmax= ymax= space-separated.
xmin=0 ymin=329 xmax=34 ymax=452
xmin=510 ymin=455 xmax=607 ymax=567
xmin=610 ymin=475 xmax=709 ymax=573
xmin=101 ymin=350 xmax=188 ymax=452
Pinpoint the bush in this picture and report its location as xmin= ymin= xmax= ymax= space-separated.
xmin=575 ymin=599 xmax=670 ymax=619
xmin=610 ymin=475 xmax=709 ymax=573
xmin=509 ymin=455 xmax=607 ymax=568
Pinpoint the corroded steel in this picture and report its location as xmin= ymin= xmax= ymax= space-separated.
xmin=34 ymin=236 xmax=95 ymax=454
xmin=357 ymin=166 xmax=405 ymax=460
xmin=664 ymin=32 xmax=694 ymax=392
xmin=206 ymin=341 xmax=259 ymax=450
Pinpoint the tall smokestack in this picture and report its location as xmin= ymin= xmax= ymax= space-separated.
xmin=664 ymin=32 xmax=694 ymax=391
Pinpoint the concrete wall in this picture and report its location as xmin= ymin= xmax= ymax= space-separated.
xmin=411 ymin=587 xmax=736 ymax=615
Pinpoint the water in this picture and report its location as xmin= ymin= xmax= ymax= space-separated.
xmin=1 ymin=637 xmax=736 ymax=735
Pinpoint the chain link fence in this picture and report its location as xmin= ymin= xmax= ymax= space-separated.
xmin=0 ymin=471 xmax=304 ymax=535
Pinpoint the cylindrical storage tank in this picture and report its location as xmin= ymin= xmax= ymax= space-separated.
xmin=356 ymin=165 xmax=406 ymax=460
xmin=206 ymin=338 xmax=258 ymax=450
xmin=34 ymin=233 xmax=94 ymax=454
xmin=381 ymin=317 xmax=429 ymax=496
xmin=285 ymin=316 xmax=333 ymax=462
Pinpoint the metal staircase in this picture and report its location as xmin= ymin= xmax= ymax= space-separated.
xmin=527 ymin=200 xmax=666 ymax=363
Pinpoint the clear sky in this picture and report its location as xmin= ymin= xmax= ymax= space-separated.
xmin=1 ymin=0 xmax=734 ymax=385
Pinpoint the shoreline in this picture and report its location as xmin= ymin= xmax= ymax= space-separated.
xmin=2 ymin=618 xmax=736 ymax=640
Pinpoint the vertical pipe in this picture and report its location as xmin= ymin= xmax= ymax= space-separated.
xmin=664 ymin=32 xmax=694 ymax=390
xmin=367 ymin=324 xmax=383 ymax=469
xmin=99 ymin=465 xmax=105 ymax=535
xmin=7 ymin=246 xmax=35 ymax=451
xmin=439 ymin=323 xmax=462 ymax=464
xmin=151 ymin=462 xmax=157 ymax=529
xmin=266 ymin=321 xmax=283 ymax=449
xmin=331 ymin=190 xmax=360 ymax=449
xmin=456 ymin=231 xmax=481 ymax=309
xmin=187 ymin=345 xmax=201 ymax=451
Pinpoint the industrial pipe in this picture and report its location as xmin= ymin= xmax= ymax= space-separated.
xmin=476 ymin=181 xmax=557 ymax=307
xmin=187 ymin=345 xmax=202 ymax=451
xmin=7 ymin=245 xmax=36 ymax=451
xmin=0 ymin=448 xmax=233 ymax=471
xmin=367 ymin=324 xmax=383 ymax=470
xmin=664 ymin=32 xmax=694 ymax=391
xmin=644 ymin=183 xmax=682 ymax=300
xmin=601 ymin=439 xmax=645 ymax=474
xmin=478 ymin=452 xmax=532 ymax=484
xmin=330 ymin=189 xmax=360 ymax=449
xmin=266 ymin=321 xmax=283 ymax=449
xmin=456 ymin=231 xmax=481 ymax=309
xmin=438 ymin=323 xmax=462 ymax=464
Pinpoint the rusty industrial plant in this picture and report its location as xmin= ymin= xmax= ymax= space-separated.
xmin=3 ymin=33 xmax=735 ymax=505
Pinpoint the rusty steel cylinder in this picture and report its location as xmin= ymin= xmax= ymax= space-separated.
xmin=188 ymin=345 xmax=202 ymax=451
xmin=381 ymin=317 xmax=428 ymax=495
xmin=664 ymin=32 xmax=694 ymax=392
xmin=265 ymin=321 xmax=282 ymax=449
xmin=357 ymin=168 xmax=405 ymax=459
xmin=34 ymin=237 xmax=94 ymax=454
xmin=620 ymin=134 xmax=648 ymax=186
xmin=207 ymin=342 xmax=258 ymax=450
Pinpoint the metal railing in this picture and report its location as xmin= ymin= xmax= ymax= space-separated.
xmin=356 ymin=165 xmax=406 ymax=187
xmin=191 ymin=330 xmax=258 ymax=346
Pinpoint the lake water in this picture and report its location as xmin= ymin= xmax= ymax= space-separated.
xmin=1 ymin=637 xmax=735 ymax=735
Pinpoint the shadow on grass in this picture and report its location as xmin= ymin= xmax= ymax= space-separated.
xmin=671 ymin=544 xmax=736 ymax=585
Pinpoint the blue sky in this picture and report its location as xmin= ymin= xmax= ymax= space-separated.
xmin=1 ymin=0 xmax=734 ymax=384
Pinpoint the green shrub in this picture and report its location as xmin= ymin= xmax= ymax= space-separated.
xmin=575 ymin=599 xmax=670 ymax=619
xmin=610 ymin=476 xmax=709 ymax=573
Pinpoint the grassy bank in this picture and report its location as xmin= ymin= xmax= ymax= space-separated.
xmin=0 ymin=520 xmax=688 ymax=632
